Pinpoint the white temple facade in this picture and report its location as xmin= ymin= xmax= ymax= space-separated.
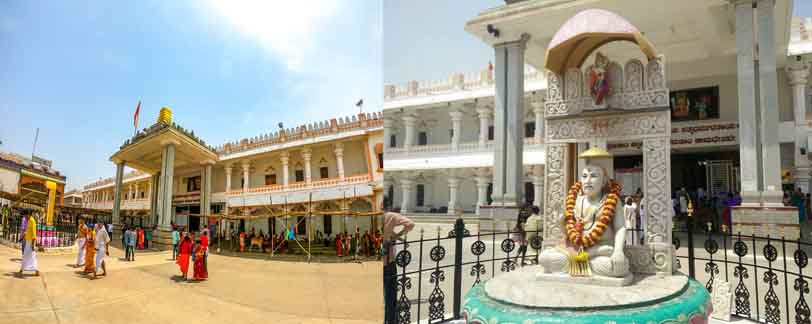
xmin=384 ymin=0 xmax=812 ymax=223
xmin=82 ymin=111 xmax=384 ymax=238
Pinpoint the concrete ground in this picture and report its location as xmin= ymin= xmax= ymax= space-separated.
xmin=0 ymin=244 xmax=383 ymax=324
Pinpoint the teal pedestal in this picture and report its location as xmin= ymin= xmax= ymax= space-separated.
xmin=462 ymin=277 xmax=712 ymax=324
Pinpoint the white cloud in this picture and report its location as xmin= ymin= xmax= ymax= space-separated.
xmin=206 ymin=0 xmax=341 ymax=72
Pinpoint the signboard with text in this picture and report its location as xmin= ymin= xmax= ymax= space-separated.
xmin=608 ymin=121 xmax=738 ymax=154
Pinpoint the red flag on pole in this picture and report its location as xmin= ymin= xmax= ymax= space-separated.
xmin=133 ymin=100 xmax=141 ymax=131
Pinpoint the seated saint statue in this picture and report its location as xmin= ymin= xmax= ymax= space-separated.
xmin=538 ymin=163 xmax=630 ymax=278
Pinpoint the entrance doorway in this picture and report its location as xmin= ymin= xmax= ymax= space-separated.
xmin=297 ymin=216 xmax=306 ymax=236
xmin=323 ymin=215 xmax=332 ymax=235
xmin=189 ymin=206 xmax=200 ymax=232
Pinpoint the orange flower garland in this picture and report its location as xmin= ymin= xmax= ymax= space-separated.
xmin=564 ymin=180 xmax=621 ymax=249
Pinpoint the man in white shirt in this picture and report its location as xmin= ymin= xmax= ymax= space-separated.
xmin=94 ymin=223 xmax=111 ymax=279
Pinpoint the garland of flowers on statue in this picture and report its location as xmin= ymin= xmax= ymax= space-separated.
xmin=564 ymin=180 xmax=621 ymax=249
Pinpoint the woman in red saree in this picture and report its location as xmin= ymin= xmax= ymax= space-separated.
xmin=336 ymin=233 xmax=343 ymax=257
xmin=137 ymin=227 xmax=145 ymax=250
xmin=176 ymin=234 xmax=193 ymax=280
xmin=192 ymin=240 xmax=207 ymax=281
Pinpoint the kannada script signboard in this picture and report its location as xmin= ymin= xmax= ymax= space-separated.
xmin=608 ymin=121 xmax=738 ymax=154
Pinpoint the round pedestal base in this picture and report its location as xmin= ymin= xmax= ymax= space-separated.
xmin=463 ymin=268 xmax=711 ymax=324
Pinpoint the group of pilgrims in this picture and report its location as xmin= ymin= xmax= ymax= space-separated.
xmin=334 ymin=229 xmax=383 ymax=259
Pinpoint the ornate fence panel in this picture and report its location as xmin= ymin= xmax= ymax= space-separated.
xmin=392 ymin=217 xmax=812 ymax=324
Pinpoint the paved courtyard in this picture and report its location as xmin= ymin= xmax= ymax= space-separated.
xmin=0 ymin=244 xmax=382 ymax=324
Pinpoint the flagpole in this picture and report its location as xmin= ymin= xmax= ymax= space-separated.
xmin=31 ymin=128 xmax=39 ymax=159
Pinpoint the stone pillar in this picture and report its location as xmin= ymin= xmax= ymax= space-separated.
xmin=533 ymin=165 xmax=544 ymax=209
xmin=242 ymin=161 xmax=251 ymax=192
xmin=491 ymin=34 xmax=528 ymax=206
xmin=203 ymin=163 xmax=212 ymax=217
xmin=450 ymin=110 xmax=464 ymax=150
xmin=383 ymin=117 xmax=393 ymax=148
xmin=447 ymin=176 xmax=460 ymax=215
xmin=533 ymin=103 xmax=544 ymax=144
xmin=111 ymin=161 xmax=125 ymax=225
xmin=400 ymin=179 xmax=413 ymax=213
xmin=159 ymin=142 xmax=176 ymax=230
xmin=788 ymin=60 xmax=811 ymax=192
xmin=476 ymin=173 xmax=489 ymax=215
xmin=280 ymin=152 xmax=290 ymax=187
xmin=150 ymin=174 xmax=159 ymax=225
xmin=335 ymin=143 xmax=345 ymax=180
xmin=302 ymin=148 xmax=312 ymax=184
xmin=224 ymin=164 xmax=233 ymax=193
xmin=733 ymin=0 xmax=760 ymax=206
xmin=403 ymin=115 xmax=417 ymax=149
xmin=757 ymin=0 xmax=783 ymax=207
xmin=477 ymin=106 xmax=492 ymax=147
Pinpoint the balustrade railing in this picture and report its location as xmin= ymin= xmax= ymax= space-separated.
xmin=227 ymin=174 xmax=374 ymax=196
xmin=391 ymin=218 xmax=812 ymax=324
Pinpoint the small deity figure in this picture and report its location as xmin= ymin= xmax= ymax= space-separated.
xmin=538 ymin=148 xmax=629 ymax=278
xmin=671 ymin=92 xmax=690 ymax=118
xmin=589 ymin=52 xmax=611 ymax=107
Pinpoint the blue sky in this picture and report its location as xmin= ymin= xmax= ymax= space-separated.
xmin=0 ymin=1 xmax=382 ymax=191
xmin=385 ymin=0 xmax=812 ymax=84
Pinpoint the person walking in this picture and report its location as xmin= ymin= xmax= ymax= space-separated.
xmin=124 ymin=226 xmax=135 ymax=261
xmin=94 ymin=223 xmax=110 ymax=279
xmin=200 ymin=229 xmax=209 ymax=273
xmin=144 ymin=226 xmax=151 ymax=249
xmin=511 ymin=215 xmax=527 ymax=266
xmin=383 ymin=212 xmax=415 ymax=324
xmin=83 ymin=225 xmax=96 ymax=274
xmin=137 ymin=226 xmax=145 ymax=250
xmin=106 ymin=222 xmax=113 ymax=242
xmin=171 ymin=226 xmax=180 ymax=260
xmin=192 ymin=239 xmax=208 ymax=281
xmin=19 ymin=211 xmax=39 ymax=277
xmin=176 ymin=233 xmax=193 ymax=281
xmin=75 ymin=218 xmax=88 ymax=268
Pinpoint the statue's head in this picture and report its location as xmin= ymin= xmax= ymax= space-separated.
xmin=580 ymin=164 xmax=607 ymax=199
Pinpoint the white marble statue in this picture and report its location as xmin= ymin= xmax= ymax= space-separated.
xmin=538 ymin=164 xmax=630 ymax=278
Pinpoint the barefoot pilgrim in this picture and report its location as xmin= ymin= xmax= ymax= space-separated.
xmin=461 ymin=8 xmax=711 ymax=324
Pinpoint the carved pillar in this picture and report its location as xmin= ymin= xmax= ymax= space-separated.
xmin=532 ymin=165 xmax=544 ymax=209
xmin=280 ymin=152 xmax=290 ymax=187
xmin=643 ymin=137 xmax=673 ymax=274
xmin=450 ymin=110 xmax=463 ymax=150
xmin=403 ymin=115 xmax=417 ymax=149
xmin=302 ymin=148 xmax=312 ymax=184
xmin=334 ymin=143 xmax=345 ymax=180
xmin=477 ymin=106 xmax=491 ymax=147
xmin=241 ymin=161 xmax=251 ymax=192
xmin=476 ymin=172 xmax=490 ymax=215
xmin=383 ymin=117 xmax=393 ymax=148
xmin=400 ymin=178 xmax=413 ymax=213
xmin=542 ymin=144 xmax=568 ymax=248
xmin=158 ymin=142 xmax=176 ymax=230
xmin=224 ymin=163 xmax=233 ymax=193
xmin=788 ymin=60 xmax=812 ymax=192
xmin=447 ymin=176 xmax=460 ymax=215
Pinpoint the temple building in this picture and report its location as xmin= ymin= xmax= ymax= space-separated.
xmin=0 ymin=152 xmax=66 ymax=218
xmin=82 ymin=108 xmax=384 ymax=248
xmin=384 ymin=1 xmax=812 ymax=222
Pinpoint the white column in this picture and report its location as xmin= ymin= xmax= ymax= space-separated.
xmin=403 ymin=115 xmax=417 ymax=149
xmin=280 ymin=152 xmax=290 ymax=187
xmin=492 ymin=35 xmax=529 ymax=206
xmin=383 ymin=117 xmax=393 ymax=148
xmin=450 ymin=110 xmax=464 ymax=150
xmin=111 ymin=161 xmax=125 ymax=225
xmin=241 ymin=161 xmax=251 ymax=192
xmin=400 ymin=179 xmax=413 ymax=213
xmin=788 ymin=60 xmax=811 ymax=192
xmin=302 ymin=148 xmax=312 ymax=184
xmin=204 ymin=163 xmax=212 ymax=217
xmin=159 ymin=142 xmax=176 ymax=230
xmin=224 ymin=163 xmax=233 ymax=193
xmin=757 ymin=0 xmax=783 ymax=206
xmin=476 ymin=174 xmax=490 ymax=215
xmin=447 ymin=176 xmax=460 ymax=215
xmin=533 ymin=102 xmax=544 ymax=144
xmin=532 ymin=165 xmax=544 ymax=209
xmin=334 ymin=143 xmax=345 ymax=180
xmin=733 ymin=0 xmax=760 ymax=206
xmin=477 ymin=106 xmax=491 ymax=147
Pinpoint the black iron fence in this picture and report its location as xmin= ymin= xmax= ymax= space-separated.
xmin=2 ymin=215 xmax=79 ymax=248
xmin=393 ymin=218 xmax=812 ymax=324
